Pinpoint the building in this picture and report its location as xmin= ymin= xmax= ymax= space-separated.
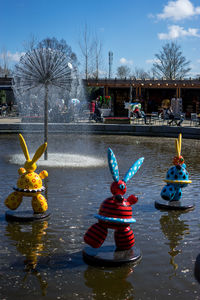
xmin=84 ymin=78 xmax=200 ymax=118
xmin=1 ymin=76 xmax=200 ymax=118
xmin=0 ymin=76 xmax=14 ymax=106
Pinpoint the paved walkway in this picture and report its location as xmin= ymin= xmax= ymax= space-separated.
xmin=0 ymin=116 xmax=194 ymax=126
xmin=0 ymin=117 xmax=21 ymax=124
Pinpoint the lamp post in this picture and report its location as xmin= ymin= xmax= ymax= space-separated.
xmin=108 ymin=51 xmax=113 ymax=79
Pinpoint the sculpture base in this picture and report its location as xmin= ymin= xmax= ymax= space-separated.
xmin=5 ymin=210 xmax=51 ymax=222
xmin=155 ymin=200 xmax=195 ymax=212
xmin=194 ymin=254 xmax=200 ymax=283
xmin=82 ymin=245 xmax=142 ymax=267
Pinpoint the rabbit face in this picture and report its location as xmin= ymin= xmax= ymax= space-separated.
xmin=110 ymin=180 xmax=127 ymax=196
xmin=173 ymin=155 xmax=184 ymax=166
xmin=24 ymin=160 xmax=37 ymax=172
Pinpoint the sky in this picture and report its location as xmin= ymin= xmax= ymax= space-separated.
xmin=0 ymin=0 xmax=200 ymax=77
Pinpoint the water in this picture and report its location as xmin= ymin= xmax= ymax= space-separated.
xmin=9 ymin=153 xmax=106 ymax=168
xmin=0 ymin=134 xmax=200 ymax=299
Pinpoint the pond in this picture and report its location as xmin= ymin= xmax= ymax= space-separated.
xmin=0 ymin=133 xmax=200 ymax=300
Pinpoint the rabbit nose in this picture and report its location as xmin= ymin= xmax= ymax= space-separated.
xmin=115 ymin=195 xmax=124 ymax=202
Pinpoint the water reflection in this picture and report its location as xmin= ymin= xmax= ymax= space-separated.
xmin=159 ymin=211 xmax=190 ymax=278
xmin=5 ymin=221 xmax=48 ymax=296
xmin=84 ymin=265 xmax=135 ymax=300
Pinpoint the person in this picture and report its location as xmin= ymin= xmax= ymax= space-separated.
xmin=133 ymin=105 xmax=147 ymax=124
xmin=94 ymin=101 xmax=103 ymax=122
xmin=133 ymin=105 xmax=141 ymax=118
xmin=165 ymin=106 xmax=184 ymax=126
xmin=68 ymin=103 xmax=75 ymax=122
xmin=89 ymin=100 xmax=96 ymax=120
xmin=165 ymin=106 xmax=175 ymax=125
xmin=176 ymin=114 xmax=184 ymax=126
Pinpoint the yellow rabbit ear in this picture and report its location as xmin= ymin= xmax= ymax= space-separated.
xmin=18 ymin=134 xmax=30 ymax=161
xmin=178 ymin=133 xmax=182 ymax=156
xmin=175 ymin=138 xmax=180 ymax=157
xmin=31 ymin=143 xmax=47 ymax=164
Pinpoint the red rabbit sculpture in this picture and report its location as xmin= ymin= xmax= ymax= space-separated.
xmin=84 ymin=148 xmax=144 ymax=251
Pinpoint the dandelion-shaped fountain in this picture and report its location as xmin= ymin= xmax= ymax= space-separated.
xmin=11 ymin=48 xmax=105 ymax=169
xmin=13 ymin=48 xmax=73 ymax=160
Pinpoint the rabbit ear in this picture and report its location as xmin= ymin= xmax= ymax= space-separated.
xmin=175 ymin=134 xmax=182 ymax=157
xmin=175 ymin=139 xmax=180 ymax=157
xmin=19 ymin=134 xmax=30 ymax=161
xmin=178 ymin=133 xmax=182 ymax=155
xmin=107 ymin=148 xmax=119 ymax=182
xmin=123 ymin=157 xmax=144 ymax=183
xmin=31 ymin=143 xmax=47 ymax=164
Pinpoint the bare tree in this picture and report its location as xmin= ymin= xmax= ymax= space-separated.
xmin=152 ymin=42 xmax=191 ymax=79
xmin=79 ymin=24 xmax=93 ymax=80
xmin=90 ymin=33 xmax=103 ymax=79
xmin=37 ymin=37 xmax=78 ymax=66
xmin=116 ymin=65 xmax=131 ymax=78
xmin=132 ymin=67 xmax=151 ymax=79
xmin=0 ymin=47 xmax=11 ymax=76
xmin=23 ymin=33 xmax=38 ymax=52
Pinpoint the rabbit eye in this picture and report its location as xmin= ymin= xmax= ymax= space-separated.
xmin=119 ymin=184 xmax=125 ymax=190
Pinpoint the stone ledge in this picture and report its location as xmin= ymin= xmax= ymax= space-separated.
xmin=0 ymin=123 xmax=200 ymax=139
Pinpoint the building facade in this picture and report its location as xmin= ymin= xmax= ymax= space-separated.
xmin=84 ymin=78 xmax=200 ymax=118
xmin=1 ymin=76 xmax=200 ymax=118
xmin=0 ymin=77 xmax=14 ymax=106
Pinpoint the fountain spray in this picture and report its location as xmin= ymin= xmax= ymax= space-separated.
xmin=13 ymin=48 xmax=73 ymax=160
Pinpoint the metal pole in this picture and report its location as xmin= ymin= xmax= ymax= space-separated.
xmin=128 ymin=84 xmax=133 ymax=117
xmin=44 ymin=84 xmax=48 ymax=160
xmin=129 ymin=85 xmax=133 ymax=103
xmin=109 ymin=51 xmax=113 ymax=79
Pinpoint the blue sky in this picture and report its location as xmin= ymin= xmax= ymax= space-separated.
xmin=0 ymin=0 xmax=200 ymax=77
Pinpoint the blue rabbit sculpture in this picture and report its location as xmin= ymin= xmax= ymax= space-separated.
xmin=161 ymin=134 xmax=191 ymax=202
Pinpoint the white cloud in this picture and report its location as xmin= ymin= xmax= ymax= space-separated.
xmin=158 ymin=25 xmax=200 ymax=39
xmin=146 ymin=58 xmax=160 ymax=64
xmin=99 ymin=69 xmax=107 ymax=76
xmin=8 ymin=51 xmax=26 ymax=62
xmin=119 ymin=57 xmax=133 ymax=65
xmin=197 ymin=59 xmax=200 ymax=63
xmin=0 ymin=51 xmax=25 ymax=62
xmin=157 ymin=0 xmax=200 ymax=21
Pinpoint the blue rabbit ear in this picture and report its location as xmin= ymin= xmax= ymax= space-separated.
xmin=107 ymin=148 xmax=119 ymax=182
xmin=123 ymin=157 xmax=144 ymax=183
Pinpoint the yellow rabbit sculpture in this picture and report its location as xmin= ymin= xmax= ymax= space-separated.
xmin=5 ymin=134 xmax=48 ymax=213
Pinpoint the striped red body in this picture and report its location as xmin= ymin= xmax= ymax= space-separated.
xmin=99 ymin=197 xmax=133 ymax=219
xmin=84 ymin=195 xmax=137 ymax=250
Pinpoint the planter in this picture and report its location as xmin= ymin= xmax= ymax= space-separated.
xmin=100 ymin=109 xmax=111 ymax=117
xmin=104 ymin=117 xmax=131 ymax=124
